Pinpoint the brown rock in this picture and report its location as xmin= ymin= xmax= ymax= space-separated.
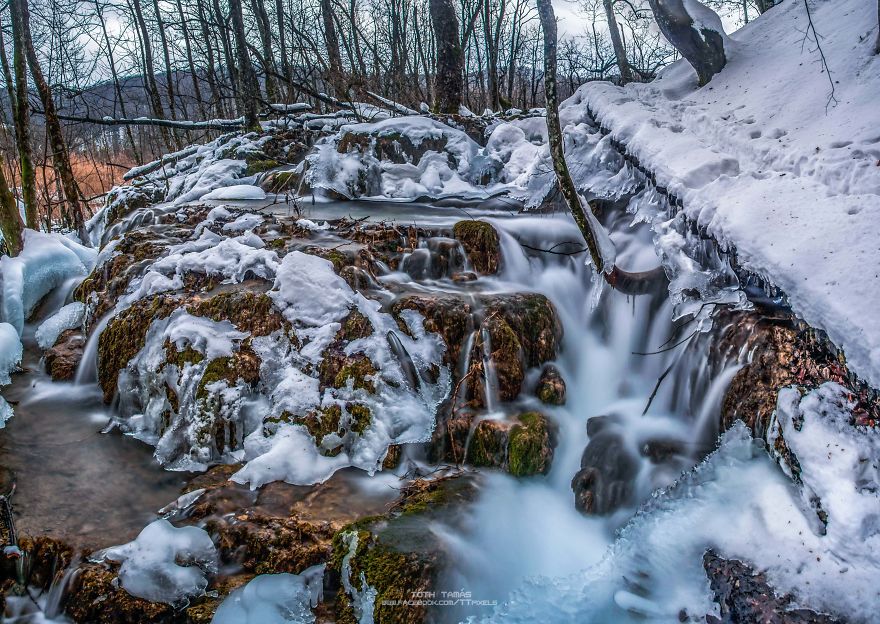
xmin=44 ymin=330 xmax=85 ymax=381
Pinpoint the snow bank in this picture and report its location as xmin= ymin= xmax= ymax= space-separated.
xmin=576 ymin=0 xmax=880 ymax=386
xmin=211 ymin=565 xmax=324 ymax=624
xmin=101 ymin=519 xmax=217 ymax=605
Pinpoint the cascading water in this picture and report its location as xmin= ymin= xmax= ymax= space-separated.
xmin=420 ymin=208 xmax=750 ymax=623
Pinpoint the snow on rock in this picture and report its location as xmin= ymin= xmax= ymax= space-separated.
xmin=269 ymin=251 xmax=354 ymax=327
xmin=202 ymin=184 xmax=267 ymax=201
xmin=0 ymin=397 xmax=12 ymax=429
xmin=35 ymin=302 xmax=85 ymax=350
xmin=306 ymin=116 xmax=500 ymax=200
xmin=575 ymin=0 xmax=880 ymax=386
xmin=0 ymin=230 xmax=96 ymax=335
xmin=211 ymin=565 xmax=325 ymax=624
xmin=222 ymin=213 xmax=264 ymax=232
xmin=0 ymin=322 xmax=22 ymax=386
xmin=478 ymin=421 xmax=880 ymax=622
xmin=100 ymin=519 xmax=217 ymax=606
xmin=772 ymin=383 xmax=880 ymax=564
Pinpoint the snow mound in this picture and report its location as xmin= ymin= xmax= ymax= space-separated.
xmin=211 ymin=565 xmax=324 ymax=624
xmin=101 ymin=519 xmax=217 ymax=606
xmin=35 ymin=302 xmax=85 ymax=350
xmin=576 ymin=0 xmax=880 ymax=386
xmin=203 ymin=184 xmax=267 ymax=201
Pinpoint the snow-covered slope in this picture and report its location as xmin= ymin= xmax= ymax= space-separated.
xmin=577 ymin=0 xmax=880 ymax=386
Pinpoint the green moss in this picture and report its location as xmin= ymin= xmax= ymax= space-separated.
xmin=97 ymin=296 xmax=179 ymax=403
xmin=244 ymin=158 xmax=281 ymax=176
xmin=188 ymin=291 xmax=286 ymax=338
xmin=338 ymin=310 xmax=374 ymax=342
xmin=164 ymin=340 xmax=204 ymax=368
xmin=508 ymin=412 xmax=553 ymax=476
xmin=292 ymin=404 xmax=343 ymax=445
xmin=266 ymin=237 xmax=286 ymax=250
xmin=196 ymin=349 xmax=261 ymax=400
xmin=336 ymin=357 xmax=377 ymax=393
xmin=466 ymin=420 xmax=508 ymax=468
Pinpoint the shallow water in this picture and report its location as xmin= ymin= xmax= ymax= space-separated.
xmin=0 ymin=344 xmax=191 ymax=550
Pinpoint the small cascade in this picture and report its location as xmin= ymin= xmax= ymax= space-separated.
xmin=74 ymin=313 xmax=111 ymax=385
xmin=476 ymin=321 xmax=500 ymax=414
xmin=43 ymin=555 xmax=82 ymax=619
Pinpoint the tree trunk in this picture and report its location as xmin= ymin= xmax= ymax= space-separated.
xmin=647 ymin=0 xmax=727 ymax=86
xmin=604 ymin=0 xmax=632 ymax=84
xmin=3 ymin=5 xmax=37 ymax=228
xmin=131 ymin=0 xmax=172 ymax=150
xmin=0 ymin=166 xmax=23 ymax=256
xmin=229 ymin=0 xmax=261 ymax=130
xmin=537 ymin=0 xmax=666 ymax=295
xmin=249 ymin=0 xmax=278 ymax=101
xmin=430 ymin=0 xmax=464 ymax=113
xmin=321 ymin=0 xmax=343 ymax=91
xmin=12 ymin=0 xmax=88 ymax=242
xmin=174 ymin=0 xmax=207 ymax=119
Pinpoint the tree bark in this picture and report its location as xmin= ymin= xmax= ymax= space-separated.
xmin=11 ymin=0 xmax=88 ymax=243
xmin=229 ymin=0 xmax=261 ymax=130
xmin=130 ymin=0 xmax=172 ymax=150
xmin=537 ymin=0 xmax=666 ymax=295
xmin=604 ymin=0 xmax=633 ymax=84
xmin=647 ymin=0 xmax=726 ymax=86
xmin=430 ymin=0 xmax=464 ymax=113
xmin=249 ymin=0 xmax=278 ymax=101
xmin=0 ymin=166 xmax=23 ymax=256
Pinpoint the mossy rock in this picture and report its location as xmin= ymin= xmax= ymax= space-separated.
xmin=468 ymin=315 xmax=524 ymax=403
xmin=482 ymin=293 xmax=562 ymax=367
xmin=467 ymin=419 xmax=510 ymax=468
xmin=329 ymin=475 xmax=478 ymax=624
xmin=508 ymin=412 xmax=555 ymax=477
xmin=536 ymin=364 xmax=566 ymax=405
xmin=244 ymin=158 xmax=281 ymax=176
xmin=453 ymin=220 xmax=500 ymax=274
xmin=64 ymin=563 xmax=173 ymax=624
xmin=195 ymin=348 xmax=262 ymax=400
xmin=97 ymin=295 xmax=180 ymax=403
xmin=187 ymin=290 xmax=287 ymax=338
xmin=319 ymin=352 xmax=378 ymax=394
xmin=337 ymin=309 xmax=374 ymax=342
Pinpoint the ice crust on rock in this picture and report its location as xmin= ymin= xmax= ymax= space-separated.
xmin=202 ymin=184 xmax=267 ymax=201
xmin=100 ymin=519 xmax=217 ymax=606
xmin=35 ymin=302 xmax=85 ymax=350
xmin=0 ymin=322 xmax=22 ymax=386
xmin=211 ymin=565 xmax=325 ymax=624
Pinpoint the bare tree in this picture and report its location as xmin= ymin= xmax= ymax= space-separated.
xmin=603 ymin=0 xmax=632 ymax=83
xmin=11 ymin=0 xmax=88 ymax=242
xmin=537 ymin=0 xmax=665 ymax=295
xmin=229 ymin=0 xmax=261 ymax=129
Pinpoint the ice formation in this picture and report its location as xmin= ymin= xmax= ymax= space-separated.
xmin=211 ymin=565 xmax=325 ymax=624
xmin=100 ymin=519 xmax=217 ymax=606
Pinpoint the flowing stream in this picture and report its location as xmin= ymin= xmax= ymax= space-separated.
xmin=1 ymin=196 xmax=757 ymax=622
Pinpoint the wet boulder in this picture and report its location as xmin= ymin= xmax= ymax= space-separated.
xmin=44 ymin=329 xmax=85 ymax=381
xmin=392 ymin=294 xmax=474 ymax=367
xmin=571 ymin=416 xmax=639 ymax=515
xmin=536 ymin=364 xmax=566 ymax=405
xmin=481 ymin=293 xmax=562 ymax=367
xmin=467 ymin=419 xmax=510 ymax=468
xmin=453 ymin=220 xmax=500 ymax=275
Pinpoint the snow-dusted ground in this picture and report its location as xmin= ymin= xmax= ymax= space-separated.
xmin=576 ymin=0 xmax=880 ymax=387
